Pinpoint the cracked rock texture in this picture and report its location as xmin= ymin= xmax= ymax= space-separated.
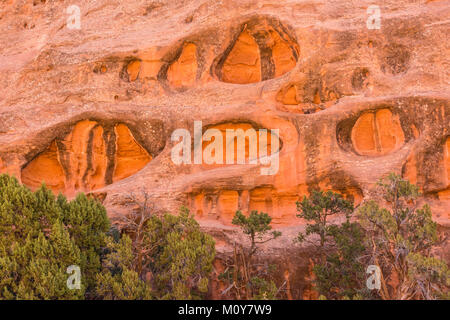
xmin=0 ymin=0 xmax=449 ymax=298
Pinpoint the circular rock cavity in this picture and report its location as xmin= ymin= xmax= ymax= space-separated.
xmin=21 ymin=120 xmax=152 ymax=195
xmin=438 ymin=137 xmax=450 ymax=201
xmin=214 ymin=16 xmax=299 ymax=84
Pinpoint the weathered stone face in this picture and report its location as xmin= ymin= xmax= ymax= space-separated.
xmin=0 ymin=0 xmax=448 ymax=298
xmin=350 ymin=109 xmax=405 ymax=157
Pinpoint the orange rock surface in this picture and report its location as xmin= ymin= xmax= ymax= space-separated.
xmin=201 ymin=122 xmax=278 ymax=166
xmin=127 ymin=60 xmax=141 ymax=82
xmin=113 ymin=123 xmax=152 ymax=182
xmin=438 ymin=137 xmax=450 ymax=201
xmin=0 ymin=0 xmax=448 ymax=299
xmin=167 ymin=43 xmax=198 ymax=88
xmin=217 ymin=16 xmax=299 ymax=84
xmin=21 ymin=140 xmax=66 ymax=192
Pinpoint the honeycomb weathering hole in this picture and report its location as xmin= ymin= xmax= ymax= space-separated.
xmin=276 ymin=78 xmax=342 ymax=114
xmin=350 ymin=109 xmax=405 ymax=156
xmin=215 ymin=17 xmax=299 ymax=84
xmin=280 ymin=84 xmax=298 ymax=105
xmin=438 ymin=137 xmax=450 ymax=201
xmin=199 ymin=122 xmax=281 ymax=167
xmin=126 ymin=59 xmax=141 ymax=82
xmin=21 ymin=120 xmax=152 ymax=195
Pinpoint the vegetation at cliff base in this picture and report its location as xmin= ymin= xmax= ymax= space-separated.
xmin=0 ymin=173 xmax=448 ymax=300
xmin=0 ymin=174 xmax=215 ymax=300
xmin=297 ymin=174 xmax=449 ymax=300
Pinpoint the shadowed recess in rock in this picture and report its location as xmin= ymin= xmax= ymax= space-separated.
xmin=221 ymin=29 xmax=262 ymax=84
xmin=21 ymin=140 xmax=65 ymax=192
xmin=113 ymin=123 xmax=152 ymax=182
xmin=275 ymin=79 xmax=341 ymax=114
xmin=21 ymin=120 xmax=152 ymax=195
